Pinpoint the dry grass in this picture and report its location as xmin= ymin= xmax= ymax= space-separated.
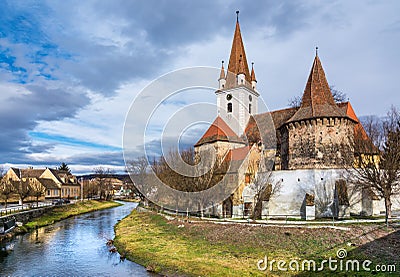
xmin=24 ymin=200 xmax=121 ymax=230
xmin=114 ymin=211 xmax=399 ymax=276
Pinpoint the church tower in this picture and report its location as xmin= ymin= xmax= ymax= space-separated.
xmin=216 ymin=11 xmax=259 ymax=136
xmin=281 ymin=50 xmax=357 ymax=169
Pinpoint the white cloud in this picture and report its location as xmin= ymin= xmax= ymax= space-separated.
xmin=1 ymin=0 xmax=399 ymax=173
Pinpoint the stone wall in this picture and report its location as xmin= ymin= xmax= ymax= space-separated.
xmin=195 ymin=140 xmax=245 ymax=160
xmin=281 ymin=117 xmax=355 ymax=169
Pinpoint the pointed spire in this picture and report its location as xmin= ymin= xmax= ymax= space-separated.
xmin=225 ymin=11 xmax=251 ymax=88
xmin=302 ymin=53 xmax=336 ymax=107
xmin=219 ymin=60 xmax=225 ymax=80
xmin=251 ymin=62 xmax=256 ymax=82
xmin=287 ymin=51 xmax=346 ymax=123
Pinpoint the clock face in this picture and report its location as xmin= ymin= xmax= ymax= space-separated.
xmin=249 ymin=95 xmax=252 ymax=101
xmin=226 ymin=94 xmax=232 ymax=101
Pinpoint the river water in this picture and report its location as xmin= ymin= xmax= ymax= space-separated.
xmin=0 ymin=202 xmax=153 ymax=276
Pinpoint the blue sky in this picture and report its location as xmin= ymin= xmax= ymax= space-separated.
xmin=0 ymin=0 xmax=399 ymax=174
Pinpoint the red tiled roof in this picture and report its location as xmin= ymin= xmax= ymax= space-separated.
xmin=222 ymin=146 xmax=251 ymax=174
xmin=195 ymin=116 xmax=244 ymax=147
xmin=337 ymin=102 xmax=378 ymax=153
xmin=225 ymin=17 xmax=251 ymax=89
xmin=287 ymin=55 xmax=350 ymax=123
xmin=227 ymin=146 xmax=250 ymax=161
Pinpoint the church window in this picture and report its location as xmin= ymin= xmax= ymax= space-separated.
xmin=226 ymin=94 xmax=232 ymax=100
xmin=249 ymin=104 xmax=252 ymax=114
xmin=227 ymin=103 xmax=232 ymax=113
xmin=249 ymin=95 xmax=252 ymax=101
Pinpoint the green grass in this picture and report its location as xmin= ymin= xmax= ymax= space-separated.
xmin=24 ymin=200 xmax=121 ymax=231
xmin=114 ymin=210 xmax=399 ymax=276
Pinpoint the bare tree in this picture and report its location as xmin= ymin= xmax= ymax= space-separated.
xmin=93 ymin=167 xmax=115 ymax=200
xmin=12 ymin=179 xmax=32 ymax=206
xmin=0 ymin=177 xmax=15 ymax=209
xmin=249 ymin=153 xmax=282 ymax=219
xmin=352 ymin=106 xmax=400 ymax=226
xmin=126 ymin=156 xmax=149 ymax=200
xmin=83 ymin=179 xmax=98 ymax=200
xmin=29 ymin=178 xmax=46 ymax=207
xmin=147 ymin=148 xmax=230 ymax=212
xmin=330 ymin=86 xmax=347 ymax=103
xmin=288 ymin=86 xmax=347 ymax=108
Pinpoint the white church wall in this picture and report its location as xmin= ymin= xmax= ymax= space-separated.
xmin=392 ymin=195 xmax=400 ymax=214
xmin=372 ymin=199 xmax=386 ymax=216
xmin=266 ymin=170 xmax=316 ymax=217
xmin=242 ymin=169 xmax=371 ymax=218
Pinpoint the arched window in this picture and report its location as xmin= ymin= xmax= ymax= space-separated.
xmin=227 ymin=103 xmax=232 ymax=113
xmin=249 ymin=104 xmax=252 ymax=114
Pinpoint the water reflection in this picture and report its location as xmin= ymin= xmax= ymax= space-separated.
xmin=0 ymin=202 xmax=153 ymax=277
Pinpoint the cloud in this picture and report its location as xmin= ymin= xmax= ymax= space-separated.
xmin=0 ymin=0 xmax=399 ymax=173
xmin=0 ymin=83 xmax=89 ymax=163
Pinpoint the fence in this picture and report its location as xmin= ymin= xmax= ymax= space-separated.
xmin=0 ymin=202 xmax=53 ymax=217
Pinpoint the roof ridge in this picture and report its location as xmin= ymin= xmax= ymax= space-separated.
xmin=195 ymin=116 xmax=245 ymax=147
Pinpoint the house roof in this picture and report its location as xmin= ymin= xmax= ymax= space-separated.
xmin=337 ymin=102 xmax=378 ymax=154
xmin=225 ymin=13 xmax=251 ymax=89
xmin=37 ymin=178 xmax=60 ymax=189
xmin=11 ymin=168 xmax=45 ymax=179
xmin=245 ymin=107 xmax=297 ymax=146
xmin=227 ymin=146 xmax=250 ymax=161
xmin=223 ymin=146 xmax=250 ymax=173
xmin=287 ymin=54 xmax=351 ymax=124
xmin=195 ymin=116 xmax=245 ymax=147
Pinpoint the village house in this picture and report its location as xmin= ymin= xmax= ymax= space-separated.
xmin=194 ymin=12 xmax=400 ymax=219
xmin=4 ymin=167 xmax=81 ymax=201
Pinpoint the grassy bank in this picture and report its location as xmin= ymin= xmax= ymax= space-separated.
xmin=23 ymin=200 xmax=121 ymax=231
xmin=114 ymin=210 xmax=399 ymax=276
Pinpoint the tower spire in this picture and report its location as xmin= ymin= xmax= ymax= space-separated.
xmin=219 ymin=60 xmax=225 ymax=80
xmin=251 ymin=62 xmax=256 ymax=82
xmin=225 ymin=11 xmax=251 ymax=88
xmin=287 ymin=53 xmax=345 ymax=123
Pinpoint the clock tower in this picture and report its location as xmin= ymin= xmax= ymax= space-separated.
xmin=216 ymin=11 xmax=259 ymax=136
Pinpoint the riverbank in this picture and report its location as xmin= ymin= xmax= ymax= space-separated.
xmin=114 ymin=209 xmax=399 ymax=276
xmin=22 ymin=200 xmax=121 ymax=232
xmin=2 ymin=200 xmax=121 ymax=243
xmin=1 ymin=201 xmax=150 ymax=276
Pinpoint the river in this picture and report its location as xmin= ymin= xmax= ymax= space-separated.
xmin=0 ymin=202 xmax=154 ymax=276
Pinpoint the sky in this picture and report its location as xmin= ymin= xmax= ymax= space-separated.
xmin=0 ymin=0 xmax=399 ymax=174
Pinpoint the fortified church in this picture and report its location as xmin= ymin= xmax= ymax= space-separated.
xmin=194 ymin=12 xmax=398 ymax=219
